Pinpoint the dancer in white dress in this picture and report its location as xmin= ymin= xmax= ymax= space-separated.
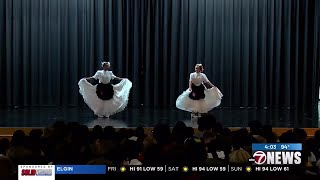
xmin=78 ymin=62 xmax=132 ymax=118
xmin=176 ymin=64 xmax=223 ymax=118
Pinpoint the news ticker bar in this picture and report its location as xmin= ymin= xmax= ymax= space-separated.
xmin=53 ymin=165 xmax=295 ymax=174
xmin=252 ymin=143 xmax=302 ymax=151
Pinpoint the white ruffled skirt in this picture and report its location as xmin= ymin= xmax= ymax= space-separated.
xmin=176 ymin=86 xmax=223 ymax=113
xmin=78 ymin=78 xmax=132 ymax=117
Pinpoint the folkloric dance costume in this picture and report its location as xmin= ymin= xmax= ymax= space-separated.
xmin=176 ymin=72 xmax=223 ymax=114
xmin=78 ymin=70 xmax=132 ymax=117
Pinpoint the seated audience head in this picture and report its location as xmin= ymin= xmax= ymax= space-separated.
xmin=152 ymin=124 xmax=170 ymax=145
xmin=104 ymin=126 xmax=115 ymax=140
xmin=172 ymin=121 xmax=188 ymax=144
xmin=229 ymin=149 xmax=251 ymax=165
xmin=136 ymin=126 xmax=145 ymax=137
xmin=314 ymin=130 xmax=320 ymax=142
xmin=293 ymin=128 xmax=307 ymax=143
xmin=0 ymin=138 xmax=10 ymax=155
xmin=197 ymin=113 xmax=216 ymax=132
xmin=279 ymin=130 xmax=295 ymax=143
xmin=0 ymin=155 xmax=15 ymax=179
xmin=11 ymin=130 xmax=26 ymax=146
xmin=248 ymin=120 xmax=262 ymax=135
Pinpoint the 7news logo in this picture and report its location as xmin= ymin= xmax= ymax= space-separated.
xmin=249 ymin=151 xmax=302 ymax=165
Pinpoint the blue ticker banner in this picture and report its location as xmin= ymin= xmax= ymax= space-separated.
xmin=252 ymin=143 xmax=302 ymax=151
xmin=55 ymin=165 xmax=106 ymax=174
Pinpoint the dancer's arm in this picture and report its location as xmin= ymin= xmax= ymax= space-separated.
xmin=114 ymin=76 xmax=124 ymax=80
xmin=111 ymin=71 xmax=124 ymax=80
xmin=86 ymin=71 xmax=99 ymax=80
xmin=86 ymin=77 xmax=95 ymax=80
xmin=203 ymin=74 xmax=215 ymax=88
xmin=188 ymin=73 xmax=192 ymax=91
xmin=206 ymin=81 xmax=215 ymax=88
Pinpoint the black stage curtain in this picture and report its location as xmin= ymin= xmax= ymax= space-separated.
xmin=0 ymin=0 xmax=319 ymax=115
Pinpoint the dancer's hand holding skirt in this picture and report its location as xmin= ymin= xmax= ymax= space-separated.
xmin=78 ymin=78 xmax=132 ymax=117
xmin=176 ymin=86 xmax=223 ymax=113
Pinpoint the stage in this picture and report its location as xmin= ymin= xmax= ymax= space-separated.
xmin=0 ymin=0 xmax=319 ymax=144
xmin=0 ymin=102 xmax=319 ymax=138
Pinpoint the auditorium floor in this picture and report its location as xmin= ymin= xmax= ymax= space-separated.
xmin=0 ymin=103 xmax=319 ymax=129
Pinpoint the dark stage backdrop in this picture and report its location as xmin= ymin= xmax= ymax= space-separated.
xmin=0 ymin=0 xmax=319 ymax=115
